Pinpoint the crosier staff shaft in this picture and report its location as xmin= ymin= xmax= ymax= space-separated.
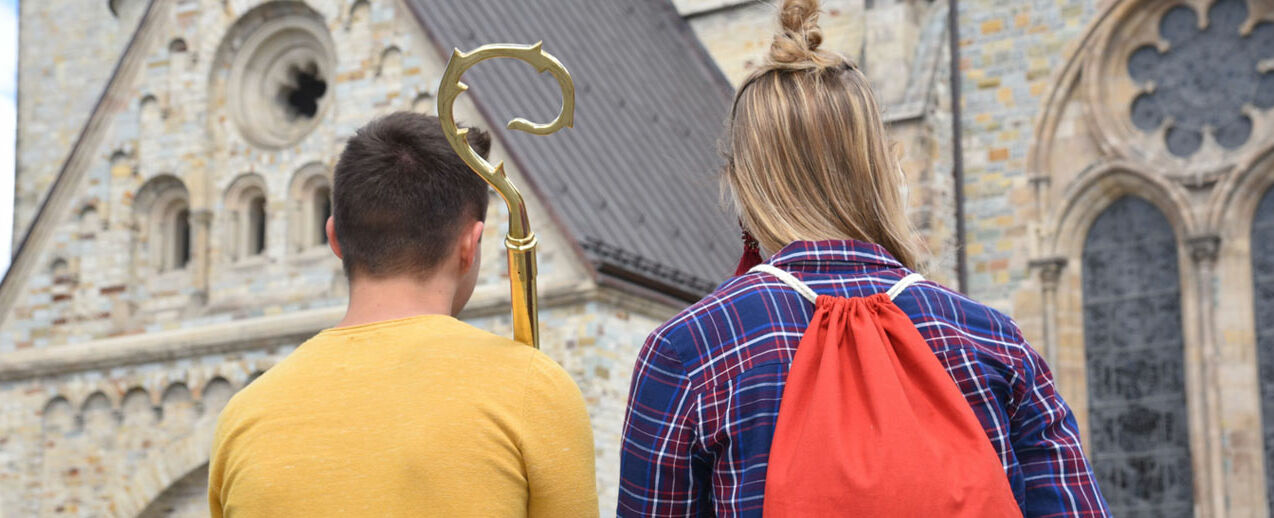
xmin=435 ymin=43 xmax=575 ymax=349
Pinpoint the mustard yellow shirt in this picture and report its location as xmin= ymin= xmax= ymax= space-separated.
xmin=208 ymin=314 xmax=598 ymax=517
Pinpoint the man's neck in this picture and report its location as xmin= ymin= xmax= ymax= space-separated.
xmin=337 ymin=274 xmax=458 ymax=329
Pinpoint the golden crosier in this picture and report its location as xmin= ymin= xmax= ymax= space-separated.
xmin=436 ymin=42 xmax=576 ymax=349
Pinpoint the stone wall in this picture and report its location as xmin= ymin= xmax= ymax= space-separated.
xmin=0 ymin=295 xmax=667 ymax=516
xmin=675 ymin=0 xmax=961 ymax=284
xmin=13 ymin=0 xmax=145 ymax=242
xmin=955 ymin=0 xmax=1097 ymax=312
xmin=24 ymin=0 xmax=1273 ymax=515
xmin=2 ymin=0 xmax=590 ymax=352
xmin=3 ymin=0 xmax=654 ymax=515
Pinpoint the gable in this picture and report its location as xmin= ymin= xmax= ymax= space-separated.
xmin=0 ymin=0 xmax=596 ymax=348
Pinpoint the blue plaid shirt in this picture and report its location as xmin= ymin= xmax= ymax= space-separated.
xmin=618 ymin=240 xmax=1109 ymax=517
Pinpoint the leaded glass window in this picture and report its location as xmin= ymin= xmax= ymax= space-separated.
xmin=1251 ymin=187 xmax=1274 ymax=517
xmin=1126 ymin=0 xmax=1274 ymax=157
xmin=1083 ymin=196 xmax=1193 ymax=517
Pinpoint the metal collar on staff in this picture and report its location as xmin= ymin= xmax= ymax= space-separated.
xmin=435 ymin=42 xmax=575 ymax=349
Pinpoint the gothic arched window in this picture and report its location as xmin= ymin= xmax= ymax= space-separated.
xmin=1082 ymin=196 xmax=1193 ymax=516
xmin=170 ymin=206 xmax=192 ymax=271
xmin=134 ymin=175 xmax=192 ymax=273
xmin=314 ymin=185 xmax=332 ymax=246
xmin=155 ymin=195 xmax=191 ymax=272
xmin=225 ymin=174 xmax=269 ymax=260
xmin=249 ymin=196 xmax=267 ymax=255
xmin=289 ymin=164 xmax=332 ymax=252
xmin=1251 ymin=187 xmax=1274 ymax=516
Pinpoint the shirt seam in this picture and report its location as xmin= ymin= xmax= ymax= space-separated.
xmin=649 ymin=332 xmax=709 ymax=453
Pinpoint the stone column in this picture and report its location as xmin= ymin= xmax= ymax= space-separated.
xmin=190 ymin=209 xmax=214 ymax=305
xmin=1029 ymin=174 xmax=1050 ymax=223
xmin=1187 ymin=234 xmax=1224 ymax=518
xmin=1030 ymin=256 xmax=1067 ymax=369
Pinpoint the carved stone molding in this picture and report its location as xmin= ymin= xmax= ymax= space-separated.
xmin=0 ymin=282 xmax=676 ymax=381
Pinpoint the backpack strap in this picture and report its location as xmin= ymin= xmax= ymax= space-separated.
xmin=750 ymin=264 xmax=819 ymax=303
xmin=885 ymin=273 xmax=926 ymax=301
xmin=749 ymin=264 xmax=926 ymax=302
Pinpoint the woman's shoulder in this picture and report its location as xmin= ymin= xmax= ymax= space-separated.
xmin=642 ymin=270 xmax=1038 ymax=378
xmin=898 ymin=278 xmax=1036 ymax=365
xmin=640 ymin=271 xmax=814 ymax=377
xmin=650 ymin=271 xmax=807 ymax=339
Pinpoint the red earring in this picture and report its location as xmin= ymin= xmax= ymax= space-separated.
xmin=734 ymin=228 xmax=764 ymax=276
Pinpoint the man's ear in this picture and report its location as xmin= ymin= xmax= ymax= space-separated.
xmin=458 ymin=221 xmax=484 ymax=273
xmin=326 ymin=217 xmax=342 ymax=260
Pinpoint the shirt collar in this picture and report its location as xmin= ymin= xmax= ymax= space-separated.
xmin=765 ymin=239 xmax=904 ymax=270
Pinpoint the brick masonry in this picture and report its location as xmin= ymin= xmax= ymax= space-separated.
xmin=3 ymin=1 xmax=660 ymax=515
xmin=955 ymin=0 xmax=1096 ymax=310
xmin=11 ymin=0 xmax=1271 ymax=515
xmin=3 ymin=0 xmax=966 ymax=515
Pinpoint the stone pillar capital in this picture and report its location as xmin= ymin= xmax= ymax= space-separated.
xmin=1187 ymin=234 xmax=1221 ymax=264
xmin=1029 ymin=256 xmax=1067 ymax=291
xmin=1028 ymin=173 xmax=1051 ymax=188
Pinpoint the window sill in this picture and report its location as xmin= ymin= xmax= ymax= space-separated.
xmin=290 ymin=246 xmax=333 ymax=263
xmin=230 ymin=255 xmax=272 ymax=270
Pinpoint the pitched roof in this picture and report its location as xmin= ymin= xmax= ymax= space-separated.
xmin=407 ymin=0 xmax=739 ymax=299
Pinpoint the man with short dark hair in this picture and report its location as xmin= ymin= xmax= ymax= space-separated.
xmin=208 ymin=112 xmax=598 ymax=517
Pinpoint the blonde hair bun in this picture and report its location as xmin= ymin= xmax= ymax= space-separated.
xmin=724 ymin=0 xmax=918 ymax=269
xmin=768 ymin=0 xmax=843 ymax=70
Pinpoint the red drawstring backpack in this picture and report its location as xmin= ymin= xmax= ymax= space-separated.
xmin=749 ymin=263 xmax=1021 ymax=517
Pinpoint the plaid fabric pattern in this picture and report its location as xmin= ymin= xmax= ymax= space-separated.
xmin=618 ymin=240 xmax=1109 ymax=517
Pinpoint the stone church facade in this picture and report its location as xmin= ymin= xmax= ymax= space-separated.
xmin=2 ymin=0 xmax=1272 ymax=517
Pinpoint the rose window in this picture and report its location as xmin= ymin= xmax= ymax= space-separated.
xmin=1127 ymin=0 xmax=1274 ymax=157
xmin=225 ymin=10 xmax=336 ymax=149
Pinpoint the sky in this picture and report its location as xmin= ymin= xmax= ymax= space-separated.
xmin=0 ymin=0 xmax=14 ymax=276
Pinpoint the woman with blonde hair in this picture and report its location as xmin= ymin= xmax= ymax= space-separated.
xmin=618 ymin=1 xmax=1108 ymax=516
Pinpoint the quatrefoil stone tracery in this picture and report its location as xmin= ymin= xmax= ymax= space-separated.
xmin=1127 ymin=0 xmax=1274 ymax=158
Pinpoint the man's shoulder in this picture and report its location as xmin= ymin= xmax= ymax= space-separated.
xmin=524 ymin=348 xmax=583 ymax=400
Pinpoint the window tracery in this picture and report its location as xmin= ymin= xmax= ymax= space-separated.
xmin=1126 ymin=0 xmax=1274 ymax=157
xmin=1082 ymin=196 xmax=1193 ymax=516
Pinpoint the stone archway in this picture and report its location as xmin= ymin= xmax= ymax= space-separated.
xmin=137 ymin=463 xmax=209 ymax=518
xmin=109 ymin=406 xmax=216 ymax=516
